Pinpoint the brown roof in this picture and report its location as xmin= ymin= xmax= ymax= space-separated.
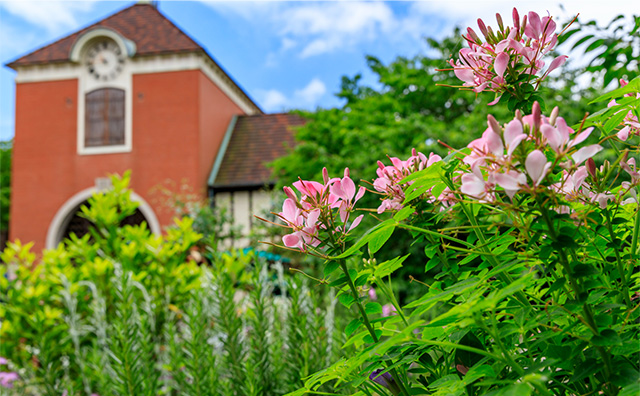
xmin=213 ymin=113 xmax=306 ymax=189
xmin=7 ymin=4 xmax=203 ymax=68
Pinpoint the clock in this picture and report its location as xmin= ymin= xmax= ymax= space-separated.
xmin=85 ymin=40 xmax=125 ymax=81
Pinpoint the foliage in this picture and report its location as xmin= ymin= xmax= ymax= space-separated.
xmin=560 ymin=14 xmax=640 ymax=87
xmin=264 ymin=8 xmax=640 ymax=396
xmin=0 ymin=141 xmax=10 ymax=232
xmin=150 ymin=178 xmax=240 ymax=253
xmin=0 ymin=174 xmax=350 ymax=395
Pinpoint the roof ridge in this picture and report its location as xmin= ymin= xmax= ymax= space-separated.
xmin=6 ymin=3 xmax=139 ymax=67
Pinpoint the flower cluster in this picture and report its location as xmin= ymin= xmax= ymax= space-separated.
xmin=460 ymin=102 xmax=603 ymax=204
xmin=608 ymin=79 xmax=640 ymax=141
xmin=277 ymin=168 xmax=365 ymax=251
xmin=449 ymin=8 xmax=567 ymax=101
xmin=0 ymin=357 xmax=18 ymax=389
xmin=373 ymin=149 xmax=443 ymax=213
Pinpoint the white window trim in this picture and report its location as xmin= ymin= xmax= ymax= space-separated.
xmin=77 ymin=82 xmax=133 ymax=156
xmin=75 ymin=30 xmax=134 ymax=155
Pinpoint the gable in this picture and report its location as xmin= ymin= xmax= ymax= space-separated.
xmin=6 ymin=3 xmax=261 ymax=115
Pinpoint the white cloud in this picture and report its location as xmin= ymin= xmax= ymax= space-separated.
xmin=201 ymin=1 xmax=397 ymax=58
xmin=260 ymin=89 xmax=288 ymax=111
xmin=0 ymin=0 xmax=97 ymax=35
xmin=256 ymin=77 xmax=327 ymax=112
xmin=293 ymin=77 xmax=326 ymax=106
xmin=202 ymin=0 xmax=636 ymax=60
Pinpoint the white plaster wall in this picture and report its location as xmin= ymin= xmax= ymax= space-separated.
xmin=215 ymin=189 xmax=278 ymax=249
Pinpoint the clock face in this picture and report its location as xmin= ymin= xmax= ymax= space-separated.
xmin=85 ymin=41 xmax=125 ymax=81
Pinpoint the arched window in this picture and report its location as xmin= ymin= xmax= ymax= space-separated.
xmin=85 ymin=88 xmax=125 ymax=147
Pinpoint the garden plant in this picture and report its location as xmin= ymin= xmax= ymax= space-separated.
xmin=0 ymin=7 xmax=638 ymax=396
xmin=0 ymin=173 xmax=351 ymax=395
xmin=266 ymin=8 xmax=639 ymax=396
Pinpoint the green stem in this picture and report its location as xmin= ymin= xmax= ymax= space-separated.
xmin=338 ymin=261 xmax=410 ymax=396
xmin=631 ymin=200 xmax=640 ymax=257
xmin=375 ymin=279 xmax=409 ymax=327
xmin=603 ymin=209 xmax=632 ymax=307
xmin=536 ymin=200 xmax=615 ymax=392
xmin=455 ymin=198 xmax=531 ymax=308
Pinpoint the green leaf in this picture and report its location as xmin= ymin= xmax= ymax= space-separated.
xmin=619 ymin=383 xmax=640 ymax=396
xmin=584 ymin=38 xmax=605 ymax=53
xmin=571 ymin=34 xmax=595 ymax=50
xmin=365 ymin=302 xmax=382 ymax=315
xmin=393 ymin=206 xmax=414 ymax=222
xmin=430 ymin=181 xmax=446 ymax=200
xmin=374 ymin=254 xmax=410 ymax=278
xmin=603 ymin=108 xmax=631 ymax=132
xmin=592 ymin=329 xmax=622 ymax=346
xmin=403 ymin=180 xmax=438 ymax=203
xmin=345 ymin=318 xmax=363 ymax=337
xmin=571 ymin=358 xmax=601 ymax=383
xmin=330 ymin=219 xmax=395 ymax=259
xmin=501 ymin=383 xmax=532 ymax=396
xmin=368 ymin=224 xmax=395 ymax=254
xmin=547 ymin=278 xmax=566 ymax=295
xmin=363 ymin=329 xmax=382 ymax=343
xmin=323 ymin=261 xmax=340 ymax=277
xmin=354 ymin=273 xmax=369 ymax=287
xmin=338 ymin=293 xmax=356 ymax=309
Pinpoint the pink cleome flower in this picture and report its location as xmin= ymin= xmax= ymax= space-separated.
xmin=278 ymin=168 xmax=365 ymax=251
xmin=373 ymin=149 xmax=442 ymax=213
xmin=449 ymin=8 xmax=567 ymax=100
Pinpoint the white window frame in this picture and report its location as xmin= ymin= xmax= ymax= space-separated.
xmin=72 ymin=28 xmax=135 ymax=155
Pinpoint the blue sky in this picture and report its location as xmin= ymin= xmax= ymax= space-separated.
xmin=0 ymin=0 xmax=634 ymax=141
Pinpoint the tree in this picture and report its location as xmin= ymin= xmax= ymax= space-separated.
xmin=0 ymin=140 xmax=11 ymax=233
xmin=271 ymin=30 xmax=598 ymax=212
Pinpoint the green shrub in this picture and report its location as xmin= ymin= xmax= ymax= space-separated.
xmin=0 ymin=174 xmax=350 ymax=395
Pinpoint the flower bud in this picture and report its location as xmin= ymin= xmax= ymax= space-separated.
xmin=322 ymin=167 xmax=329 ymax=184
xmin=515 ymin=109 xmax=523 ymax=122
xmin=549 ymin=106 xmax=559 ymax=126
xmin=496 ymin=13 xmax=505 ymax=31
xmin=477 ymin=18 xmax=489 ymax=39
xmin=586 ymin=158 xmax=597 ymax=180
xmin=466 ymin=27 xmax=480 ymax=43
xmin=283 ymin=186 xmax=298 ymax=203
xmin=512 ymin=8 xmax=520 ymax=34
xmin=487 ymin=114 xmax=502 ymax=135
xmin=532 ymin=101 xmax=541 ymax=132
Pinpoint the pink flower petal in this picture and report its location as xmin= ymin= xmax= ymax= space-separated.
xmin=494 ymin=52 xmax=509 ymax=78
xmin=348 ymin=214 xmax=364 ymax=233
xmin=525 ymin=150 xmax=550 ymax=186
xmin=283 ymin=234 xmax=302 ymax=249
xmin=547 ymin=55 xmax=568 ymax=74
xmin=572 ymin=145 xmax=603 ymax=165
xmin=617 ymin=126 xmax=630 ymax=141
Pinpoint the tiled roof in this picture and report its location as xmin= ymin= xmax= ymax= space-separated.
xmin=7 ymin=4 xmax=203 ymax=67
xmin=213 ymin=113 xmax=306 ymax=189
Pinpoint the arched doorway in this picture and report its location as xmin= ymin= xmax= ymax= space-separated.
xmin=59 ymin=201 xmax=149 ymax=242
xmin=46 ymin=187 xmax=161 ymax=249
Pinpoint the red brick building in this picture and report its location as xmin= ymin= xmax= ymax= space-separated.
xmin=6 ymin=3 xmax=302 ymax=251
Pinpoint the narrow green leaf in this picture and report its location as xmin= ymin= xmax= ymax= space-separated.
xmin=345 ymin=318 xmax=363 ymax=337
xmin=393 ymin=206 xmax=414 ymax=222
xmin=374 ymin=254 xmax=410 ymax=278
